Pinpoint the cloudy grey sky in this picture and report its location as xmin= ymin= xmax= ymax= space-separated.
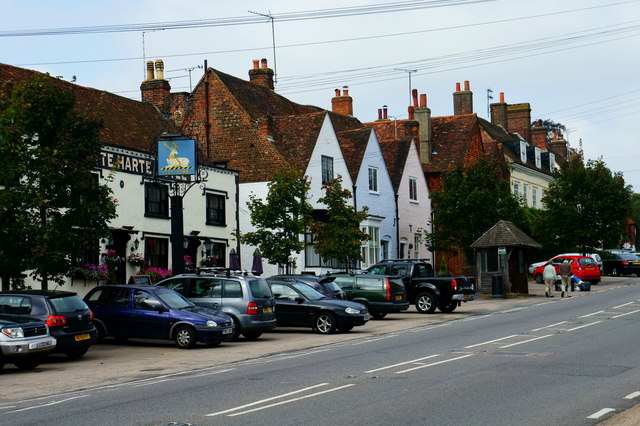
xmin=3 ymin=0 xmax=640 ymax=189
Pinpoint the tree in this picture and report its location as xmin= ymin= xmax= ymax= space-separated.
xmin=0 ymin=75 xmax=117 ymax=290
xmin=311 ymin=176 xmax=370 ymax=271
xmin=241 ymin=168 xmax=313 ymax=273
xmin=533 ymin=156 xmax=633 ymax=253
xmin=424 ymin=158 xmax=526 ymax=254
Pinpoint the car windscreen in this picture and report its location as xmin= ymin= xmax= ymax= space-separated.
xmin=322 ymin=281 xmax=343 ymax=292
xmin=49 ymin=295 xmax=89 ymax=313
xmin=365 ymin=265 xmax=387 ymax=275
xmin=577 ymin=257 xmax=597 ymax=265
xmin=248 ymin=279 xmax=273 ymax=298
xmin=619 ymin=254 xmax=639 ymax=261
xmin=0 ymin=295 xmax=32 ymax=315
xmin=154 ymin=289 xmax=194 ymax=309
xmin=291 ymin=282 xmax=325 ymax=300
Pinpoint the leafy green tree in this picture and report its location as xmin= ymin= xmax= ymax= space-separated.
xmin=311 ymin=176 xmax=370 ymax=271
xmin=424 ymin=158 xmax=526 ymax=254
xmin=241 ymin=168 xmax=313 ymax=273
xmin=533 ymin=157 xmax=633 ymax=253
xmin=0 ymin=75 xmax=117 ymax=290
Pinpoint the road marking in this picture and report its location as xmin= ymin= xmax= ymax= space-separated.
xmin=350 ymin=335 xmax=398 ymax=345
xmin=612 ymin=309 xmax=640 ymax=319
xmin=365 ymin=354 xmax=440 ymax=373
xmin=191 ymin=368 xmax=234 ymax=378
xmin=6 ymin=395 xmax=90 ymax=413
xmin=566 ymin=321 xmax=602 ymax=331
xmin=395 ymin=353 xmax=474 ymax=374
xmin=464 ymin=335 xmax=519 ymax=348
xmin=499 ymin=334 xmax=552 ymax=348
xmin=501 ymin=307 xmax=524 ymax=313
xmin=531 ymin=321 xmax=567 ymax=332
xmin=587 ymin=408 xmax=615 ymax=419
xmin=226 ymin=384 xmax=356 ymax=417
xmin=624 ymin=391 xmax=640 ymax=400
xmin=579 ymin=310 xmax=605 ymax=318
xmin=613 ymin=302 xmax=634 ymax=309
xmin=206 ymin=383 xmax=329 ymax=416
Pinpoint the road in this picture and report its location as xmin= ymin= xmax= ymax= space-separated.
xmin=1 ymin=277 xmax=639 ymax=425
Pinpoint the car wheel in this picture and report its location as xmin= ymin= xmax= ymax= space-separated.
xmin=95 ymin=323 xmax=106 ymax=343
xmin=338 ymin=325 xmax=354 ymax=332
xmin=535 ymin=274 xmax=543 ymax=284
xmin=415 ymin=292 xmax=437 ymax=314
xmin=611 ymin=266 xmax=619 ymax=276
xmin=242 ymin=331 xmax=262 ymax=341
xmin=230 ymin=317 xmax=242 ymax=341
xmin=439 ymin=301 xmax=457 ymax=313
xmin=174 ymin=326 xmax=197 ymax=349
xmin=314 ymin=312 xmax=337 ymax=334
xmin=13 ymin=357 xmax=43 ymax=370
xmin=371 ymin=312 xmax=387 ymax=320
xmin=65 ymin=349 xmax=88 ymax=359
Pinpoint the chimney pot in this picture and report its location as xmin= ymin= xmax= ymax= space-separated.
xmin=335 ymin=88 xmax=341 ymax=97
xmin=420 ymin=94 xmax=427 ymax=108
xmin=343 ymin=86 xmax=349 ymax=96
xmin=146 ymin=61 xmax=155 ymax=81
xmin=261 ymin=58 xmax=268 ymax=68
xmin=456 ymin=82 xmax=461 ymax=92
xmin=464 ymin=80 xmax=470 ymax=91
xmin=382 ymin=105 xmax=388 ymax=120
xmin=412 ymin=89 xmax=418 ymax=107
xmin=408 ymin=105 xmax=415 ymax=120
xmin=252 ymin=59 xmax=260 ymax=69
xmin=154 ymin=59 xmax=165 ymax=80
xmin=500 ymin=92 xmax=505 ymax=103
xmin=378 ymin=108 xmax=382 ymax=120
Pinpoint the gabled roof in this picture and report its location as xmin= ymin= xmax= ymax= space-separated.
xmin=0 ymin=62 xmax=176 ymax=152
xmin=271 ymin=112 xmax=328 ymax=173
xmin=423 ymin=113 xmax=483 ymax=173
xmin=336 ymin=126 xmax=372 ymax=182
xmin=379 ymin=138 xmax=413 ymax=192
xmin=470 ymin=220 xmax=542 ymax=248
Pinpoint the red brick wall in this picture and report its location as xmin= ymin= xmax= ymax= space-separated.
xmin=506 ymin=103 xmax=531 ymax=142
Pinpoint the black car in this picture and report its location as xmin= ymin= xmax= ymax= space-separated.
xmin=601 ymin=252 xmax=640 ymax=276
xmin=0 ymin=290 xmax=97 ymax=359
xmin=267 ymin=275 xmax=347 ymax=299
xmin=268 ymin=281 xmax=369 ymax=334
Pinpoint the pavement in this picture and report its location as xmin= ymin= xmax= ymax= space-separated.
xmin=1 ymin=276 xmax=638 ymax=424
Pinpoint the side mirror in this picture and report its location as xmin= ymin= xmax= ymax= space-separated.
xmin=295 ymin=297 xmax=305 ymax=304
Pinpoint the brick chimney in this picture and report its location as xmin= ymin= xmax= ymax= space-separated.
xmin=453 ymin=81 xmax=473 ymax=115
xmin=530 ymin=121 xmax=548 ymax=150
xmin=414 ymin=90 xmax=432 ymax=162
xmin=248 ymin=58 xmax=274 ymax=89
xmin=331 ymin=86 xmax=353 ymax=116
xmin=140 ymin=59 xmax=171 ymax=116
xmin=549 ymin=131 xmax=569 ymax=160
xmin=506 ymin=103 xmax=532 ymax=142
xmin=490 ymin=92 xmax=508 ymax=129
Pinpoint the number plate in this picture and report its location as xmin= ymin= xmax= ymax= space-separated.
xmin=29 ymin=340 xmax=54 ymax=350
xmin=74 ymin=333 xmax=91 ymax=341
xmin=463 ymin=294 xmax=473 ymax=301
xmin=263 ymin=307 xmax=272 ymax=313
xmin=395 ymin=295 xmax=402 ymax=301
xmin=222 ymin=327 xmax=233 ymax=335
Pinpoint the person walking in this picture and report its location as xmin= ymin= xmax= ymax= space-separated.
xmin=559 ymin=259 xmax=572 ymax=298
xmin=543 ymin=260 xmax=556 ymax=298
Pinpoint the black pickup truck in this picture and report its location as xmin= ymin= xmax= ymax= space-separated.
xmin=365 ymin=259 xmax=476 ymax=314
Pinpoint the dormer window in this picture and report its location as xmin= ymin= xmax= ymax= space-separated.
xmin=520 ymin=141 xmax=527 ymax=163
xmin=549 ymin=153 xmax=556 ymax=171
xmin=535 ymin=147 xmax=541 ymax=168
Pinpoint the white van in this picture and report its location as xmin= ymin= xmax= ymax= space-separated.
xmin=558 ymin=253 xmax=603 ymax=270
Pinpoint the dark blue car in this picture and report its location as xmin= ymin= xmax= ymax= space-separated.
xmin=83 ymin=285 xmax=234 ymax=349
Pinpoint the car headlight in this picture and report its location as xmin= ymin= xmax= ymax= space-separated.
xmin=345 ymin=307 xmax=360 ymax=314
xmin=205 ymin=320 xmax=218 ymax=327
xmin=1 ymin=327 xmax=24 ymax=338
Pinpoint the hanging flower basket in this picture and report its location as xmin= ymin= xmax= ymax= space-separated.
xmin=200 ymin=256 xmax=219 ymax=267
xmin=127 ymin=253 xmax=145 ymax=267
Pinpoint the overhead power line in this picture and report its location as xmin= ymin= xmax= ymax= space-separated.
xmin=0 ymin=0 xmax=493 ymax=37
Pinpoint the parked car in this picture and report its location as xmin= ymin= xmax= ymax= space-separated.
xmin=0 ymin=290 xmax=97 ymax=359
xmin=528 ymin=261 xmax=547 ymax=275
xmin=329 ymin=274 xmax=410 ymax=319
xmin=83 ymin=285 xmax=235 ymax=349
xmin=156 ymin=271 xmax=276 ymax=341
xmin=532 ymin=255 xmax=601 ymax=285
xmin=267 ymin=275 xmax=347 ymax=299
xmin=268 ymin=281 xmax=369 ymax=333
xmin=558 ymin=252 xmax=603 ymax=271
xmin=601 ymin=252 xmax=640 ymax=276
xmin=0 ymin=314 xmax=56 ymax=370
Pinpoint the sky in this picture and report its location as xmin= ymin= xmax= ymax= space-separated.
xmin=3 ymin=0 xmax=640 ymax=190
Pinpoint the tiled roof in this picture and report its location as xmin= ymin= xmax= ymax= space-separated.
xmin=422 ymin=113 xmax=483 ymax=173
xmin=0 ymin=62 xmax=176 ymax=152
xmin=271 ymin=112 xmax=327 ymax=173
xmin=336 ymin=127 xmax=372 ymax=182
xmin=379 ymin=138 xmax=413 ymax=191
xmin=471 ymin=220 xmax=541 ymax=248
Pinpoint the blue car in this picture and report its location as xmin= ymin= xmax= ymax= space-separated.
xmin=83 ymin=285 xmax=235 ymax=349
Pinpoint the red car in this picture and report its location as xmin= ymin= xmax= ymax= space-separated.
xmin=533 ymin=255 xmax=601 ymax=285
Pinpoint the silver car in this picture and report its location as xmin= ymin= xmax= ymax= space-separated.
xmin=0 ymin=314 xmax=56 ymax=370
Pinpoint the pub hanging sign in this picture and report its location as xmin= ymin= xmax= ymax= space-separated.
xmin=157 ymin=137 xmax=197 ymax=177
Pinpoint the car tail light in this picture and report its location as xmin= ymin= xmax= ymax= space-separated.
xmin=622 ymin=261 xmax=629 ymax=265
xmin=46 ymin=315 xmax=68 ymax=327
xmin=247 ymin=302 xmax=258 ymax=315
xmin=385 ymin=278 xmax=391 ymax=301
xmin=89 ymin=310 xmax=94 ymax=321
xmin=451 ymin=279 xmax=458 ymax=292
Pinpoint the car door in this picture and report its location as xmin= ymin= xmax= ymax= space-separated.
xmin=130 ymin=289 xmax=171 ymax=339
xmin=269 ymin=283 xmax=310 ymax=326
xmin=189 ymin=278 xmax=222 ymax=311
xmin=94 ymin=288 xmax=134 ymax=336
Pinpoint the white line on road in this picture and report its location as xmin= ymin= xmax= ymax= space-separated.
xmin=501 ymin=307 xmax=524 ymax=313
xmin=226 ymin=384 xmax=356 ymax=417
xmin=612 ymin=309 xmax=640 ymax=319
xmin=365 ymin=354 xmax=440 ymax=373
xmin=464 ymin=335 xmax=519 ymax=348
xmin=579 ymin=310 xmax=605 ymax=318
xmin=191 ymin=368 xmax=235 ymax=378
xmin=624 ymin=391 xmax=640 ymax=400
xmin=6 ymin=395 xmax=90 ymax=414
xmin=499 ymin=334 xmax=552 ymax=348
xmin=566 ymin=321 xmax=603 ymax=331
xmin=531 ymin=321 xmax=567 ymax=332
xmin=395 ymin=353 xmax=474 ymax=374
xmin=613 ymin=302 xmax=635 ymax=309
xmin=350 ymin=335 xmax=398 ymax=345
xmin=206 ymin=383 xmax=329 ymax=416
xmin=587 ymin=408 xmax=615 ymax=419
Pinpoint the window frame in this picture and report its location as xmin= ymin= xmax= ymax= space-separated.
xmin=145 ymin=182 xmax=169 ymax=218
